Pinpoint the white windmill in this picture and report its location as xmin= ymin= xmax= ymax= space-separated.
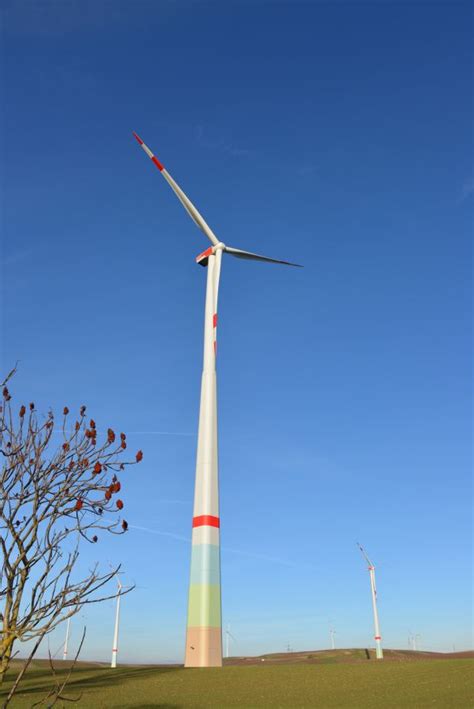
xmin=133 ymin=132 xmax=301 ymax=667
xmin=111 ymin=574 xmax=122 ymax=669
xmin=62 ymin=617 xmax=71 ymax=661
xmin=225 ymin=624 xmax=236 ymax=659
xmin=357 ymin=543 xmax=383 ymax=660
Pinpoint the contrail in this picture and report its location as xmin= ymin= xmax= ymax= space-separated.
xmin=129 ymin=525 xmax=189 ymax=543
xmin=122 ymin=431 xmax=195 ymax=437
xmin=53 ymin=430 xmax=195 ymax=437
xmin=129 ymin=524 xmax=315 ymax=569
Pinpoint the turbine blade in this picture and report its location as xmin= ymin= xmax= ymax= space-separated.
xmin=357 ymin=542 xmax=373 ymax=568
xmin=225 ymin=246 xmax=302 ymax=268
xmin=132 ymin=132 xmax=219 ymax=246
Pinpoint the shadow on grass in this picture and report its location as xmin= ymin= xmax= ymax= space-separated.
xmin=0 ymin=666 xmax=182 ymax=701
xmin=119 ymin=704 xmax=181 ymax=709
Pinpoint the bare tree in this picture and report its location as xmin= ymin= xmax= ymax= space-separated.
xmin=0 ymin=369 xmax=143 ymax=694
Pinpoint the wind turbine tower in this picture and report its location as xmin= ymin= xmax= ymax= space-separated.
xmin=133 ymin=132 xmax=301 ymax=667
xmin=111 ymin=574 xmax=122 ymax=668
xmin=62 ymin=618 xmax=71 ymax=661
xmin=357 ymin=543 xmax=383 ymax=660
xmin=225 ymin=624 xmax=236 ymax=659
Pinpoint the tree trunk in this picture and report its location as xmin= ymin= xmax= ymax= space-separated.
xmin=0 ymin=635 xmax=15 ymax=685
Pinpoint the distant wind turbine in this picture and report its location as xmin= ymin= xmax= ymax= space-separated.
xmin=111 ymin=574 xmax=122 ymax=669
xmin=225 ymin=624 xmax=236 ymax=659
xmin=62 ymin=617 xmax=71 ymax=661
xmin=357 ymin=543 xmax=383 ymax=660
xmin=133 ymin=131 xmax=301 ymax=667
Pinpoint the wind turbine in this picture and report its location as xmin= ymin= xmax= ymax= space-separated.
xmin=357 ymin=543 xmax=383 ymax=660
xmin=111 ymin=574 xmax=122 ymax=669
xmin=133 ymin=132 xmax=301 ymax=668
xmin=62 ymin=617 xmax=71 ymax=661
xmin=225 ymin=624 xmax=236 ymax=659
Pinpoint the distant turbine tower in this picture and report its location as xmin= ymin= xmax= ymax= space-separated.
xmin=329 ymin=627 xmax=336 ymax=650
xmin=225 ymin=624 xmax=236 ymax=659
xmin=111 ymin=574 xmax=122 ymax=669
xmin=62 ymin=617 xmax=71 ymax=661
xmin=357 ymin=543 xmax=383 ymax=660
xmin=133 ymin=132 xmax=301 ymax=667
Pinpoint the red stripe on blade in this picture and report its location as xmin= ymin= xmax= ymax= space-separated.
xmin=192 ymin=515 xmax=220 ymax=528
xmin=151 ymin=155 xmax=164 ymax=171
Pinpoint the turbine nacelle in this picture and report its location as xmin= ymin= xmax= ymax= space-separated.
xmin=195 ymin=242 xmax=301 ymax=268
xmin=196 ymin=244 xmax=225 ymax=267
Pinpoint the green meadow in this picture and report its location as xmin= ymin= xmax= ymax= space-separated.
xmin=1 ymin=657 xmax=472 ymax=708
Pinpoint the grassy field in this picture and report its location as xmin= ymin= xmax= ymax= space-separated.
xmin=1 ymin=657 xmax=472 ymax=708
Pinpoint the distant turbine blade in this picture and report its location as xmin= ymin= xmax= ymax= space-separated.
xmin=224 ymin=246 xmax=302 ymax=268
xmin=357 ymin=542 xmax=373 ymax=568
xmin=132 ymin=131 xmax=219 ymax=246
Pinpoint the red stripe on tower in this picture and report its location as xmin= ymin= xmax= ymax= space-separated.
xmin=193 ymin=515 xmax=220 ymax=528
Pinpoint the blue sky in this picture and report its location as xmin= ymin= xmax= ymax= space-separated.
xmin=1 ymin=0 xmax=472 ymax=662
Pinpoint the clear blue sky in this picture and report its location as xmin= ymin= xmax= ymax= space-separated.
xmin=2 ymin=1 xmax=472 ymax=662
